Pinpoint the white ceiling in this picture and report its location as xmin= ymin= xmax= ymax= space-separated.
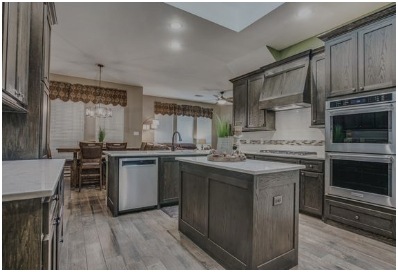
xmin=50 ymin=2 xmax=389 ymax=104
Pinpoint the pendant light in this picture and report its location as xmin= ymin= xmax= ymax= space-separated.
xmin=85 ymin=64 xmax=112 ymax=118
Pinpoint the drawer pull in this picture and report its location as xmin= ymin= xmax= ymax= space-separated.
xmin=354 ymin=215 xmax=360 ymax=220
xmin=301 ymin=172 xmax=304 ymax=176
xmin=309 ymin=165 xmax=313 ymax=168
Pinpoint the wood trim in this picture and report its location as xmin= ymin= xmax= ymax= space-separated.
xmin=318 ymin=4 xmax=396 ymax=41
xmin=46 ymin=3 xmax=57 ymax=25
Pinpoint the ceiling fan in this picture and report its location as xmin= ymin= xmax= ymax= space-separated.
xmin=214 ymin=91 xmax=233 ymax=105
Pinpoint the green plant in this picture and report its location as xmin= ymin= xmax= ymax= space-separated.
xmin=215 ymin=115 xmax=232 ymax=138
xmin=98 ymin=127 xmax=106 ymax=142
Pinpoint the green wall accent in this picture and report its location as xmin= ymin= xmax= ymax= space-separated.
xmin=267 ymin=37 xmax=324 ymax=61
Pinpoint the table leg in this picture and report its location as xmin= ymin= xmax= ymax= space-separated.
xmin=72 ymin=152 xmax=78 ymax=189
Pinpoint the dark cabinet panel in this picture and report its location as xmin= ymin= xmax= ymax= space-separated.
xmin=159 ymin=157 xmax=180 ymax=205
xmin=311 ymin=52 xmax=326 ymax=126
xmin=247 ymin=74 xmax=265 ymax=128
xmin=300 ymin=171 xmax=324 ymax=217
xmin=232 ymin=79 xmax=247 ymax=127
xmin=325 ymin=32 xmax=357 ymax=98
xmin=358 ymin=16 xmax=396 ymax=92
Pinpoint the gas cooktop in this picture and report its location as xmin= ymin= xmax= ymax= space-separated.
xmin=259 ymin=150 xmax=317 ymax=156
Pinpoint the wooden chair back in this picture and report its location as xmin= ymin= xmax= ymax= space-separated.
xmin=79 ymin=142 xmax=103 ymax=162
xmin=106 ymin=142 xmax=127 ymax=150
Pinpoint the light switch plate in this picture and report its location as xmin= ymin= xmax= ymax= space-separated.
xmin=133 ymin=131 xmax=139 ymax=136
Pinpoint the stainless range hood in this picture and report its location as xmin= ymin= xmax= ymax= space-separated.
xmin=259 ymin=53 xmax=311 ymax=111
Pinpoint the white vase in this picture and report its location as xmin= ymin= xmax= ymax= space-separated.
xmin=217 ymin=137 xmax=233 ymax=154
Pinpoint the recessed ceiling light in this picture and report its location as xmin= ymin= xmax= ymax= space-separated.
xmin=170 ymin=22 xmax=182 ymax=30
xmin=195 ymin=94 xmax=203 ymax=97
xmin=170 ymin=40 xmax=181 ymax=50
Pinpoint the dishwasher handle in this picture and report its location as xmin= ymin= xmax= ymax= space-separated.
xmin=121 ymin=159 xmax=157 ymax=167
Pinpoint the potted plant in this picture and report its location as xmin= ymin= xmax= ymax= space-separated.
xmin=98 ymin=127 xmax=106 ymax=142
xmin=215 ymin=115 xmax=233 ymax=154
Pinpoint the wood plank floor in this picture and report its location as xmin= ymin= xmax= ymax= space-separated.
xmin=59 ymin=178 xmax=396 ymax=270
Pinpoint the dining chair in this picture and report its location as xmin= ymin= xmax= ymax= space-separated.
xmin=78 ymin=142 xmax=103 ymax=192
xmin=105 ymin=142 xmax=127 ymax=150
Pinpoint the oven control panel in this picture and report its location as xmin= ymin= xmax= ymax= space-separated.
xmin=330 ymin=93 xmax=393 ymax=108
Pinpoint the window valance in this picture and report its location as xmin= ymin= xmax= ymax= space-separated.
xmin=49 ymin=81 xmax=127 ymax=107
xmin=154 ymin=101 xmax=213 ymax=119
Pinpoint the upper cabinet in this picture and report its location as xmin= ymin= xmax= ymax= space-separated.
xmin=2 ymin=2 xmax=31 ymax=112
xmin=231 ymin=72 xmax=275 ymax=131
xmin=320 ymin=6 xmax=396 ymax=98
xmin=232 ymin=79 xmax=247 ymax=127
xmin=311 ymin=49 xmax=326 ymax=127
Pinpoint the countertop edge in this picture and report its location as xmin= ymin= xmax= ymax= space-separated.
xmin=243 ymin=151 xmax=325 ymax=161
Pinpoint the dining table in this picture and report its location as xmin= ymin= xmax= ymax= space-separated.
xmin=56 ymin=146 xmax=139 ymax=189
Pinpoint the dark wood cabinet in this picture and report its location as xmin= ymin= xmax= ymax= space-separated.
xmin=159 ymin=156 xmax=180 ymax=205
xmin=300 ymin=171 xmax=324 ymax=217
xmin=252 ymin=154 xmax=324 ymax=218
xmin=358 ymin=16 xmax=396 ymax=92
xmin=2 ymin=2 xmax=31 ymax=111
xmin=321 ymin=10 xmax=395 ymax=98
xmin=324 ymin=195 xmax=396 ymax=245
xmin=325 ymin=32 xmax=357 ymax=98
xmin=247 ymin=74 xmax=265 ymax=128
xmin=310 ymin=50 xmax=326 ymax=126
xmin=232 ymin=79 xmax=247 ymax=127
xmin=3 ymin=172 xmax=64 ymax=269
xmin=2 ymin=3 xmax=56 ymax=160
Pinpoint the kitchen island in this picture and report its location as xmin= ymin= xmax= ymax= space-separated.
xmin=175 ymin=156 xmax=305 ymax=270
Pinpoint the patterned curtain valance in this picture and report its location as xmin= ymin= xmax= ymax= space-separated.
xmin=49 ymin=81 xmax=127 ymax=107
xmin=154 ymin=101 xmax=213 ymax=119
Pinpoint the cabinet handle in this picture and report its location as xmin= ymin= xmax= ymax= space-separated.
xmin=309 ymin=165 xmax=313 ymax=168
xmin=351 ymin=88 xmax=356 ymax=92
xmin=354 ymin=215 xmax=359 ymax=220
xmin=301 ymin=172 xmax=304 ymax=176
xmin=312 ymin=119 xmax=316 ymax=123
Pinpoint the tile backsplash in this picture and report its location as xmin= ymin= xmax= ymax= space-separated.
xmin=239 ymin=107 xmax=325 ymax=154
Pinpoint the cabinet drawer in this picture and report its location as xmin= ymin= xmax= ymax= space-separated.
xmin=325 ymin=199 xmax=395 ymax=239
xmin=254 ymin=155 xmax=300 ymax=164
xmin=245 ymin=154 xmax=255 ymax=159
xmin=299 ymin=160 xmax=324 ymax=173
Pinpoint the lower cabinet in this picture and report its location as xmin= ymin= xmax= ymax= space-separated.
xmin=324 ymin=195 xmax=396 ymax=244
xmin=300 ymin=171 xmax=324 ymax=217
xmin=158 ymin=156 xmax=181 ymax=206
xmin=253 ymin=154 xmax=324 ymax=218
xmin=2 ymin=173 xmax=64 ymax=269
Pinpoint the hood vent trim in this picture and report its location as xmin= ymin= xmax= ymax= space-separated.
xmin=259 ymin=53 xmax=311 ymax=111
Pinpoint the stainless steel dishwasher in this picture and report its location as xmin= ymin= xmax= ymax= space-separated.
xmin=119 ymin=158 xmax=158 ymax=212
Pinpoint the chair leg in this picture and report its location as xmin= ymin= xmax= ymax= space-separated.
xmin=79 ymin=168 xmax=82 ymax=192
xmin=99 ymin=167 xmax=102 ymax=191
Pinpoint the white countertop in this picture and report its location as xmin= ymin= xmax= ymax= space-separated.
xmin=103 ymin=150 xmax=209 ymax=157
xmin=175 ymin=156 xmax=305 ymax=175
xmin=3 ymin=159 xmax=65 ymax=202
xmin=243 ymin=151 xmax=325 ymax=160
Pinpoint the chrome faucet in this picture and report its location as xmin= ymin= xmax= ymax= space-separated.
xmin=171 ymin=131 xmax=182 ymax=151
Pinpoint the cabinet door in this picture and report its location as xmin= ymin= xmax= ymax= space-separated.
xmin=2 ymin=3 xmax=9 ymax=91
xmin=358 ymin=16 xmax=396 ymax=92
xmin=42 ymin=3 xmax=51 ymax=88
xmin=233 ymin=80 xmax=247 ymax=127
xmin=40 ymin=85 xmax=50 ymax=158
xmin=5 ymin=2 xmax=18 ymax=96
xmin=16 ymin=3 xmax=31 ymax=105
xmin=311 ymin=52 xmax=326 ymax=126
xmin=325 ymin=32 xmax=357 ymax=98
xmin=299 ymin=171 xmax=324 ymax=217
xmin=247 ymin=74 xmax=265 ymax=128
xmin=159 ymin=157 xmax=180 ymax=205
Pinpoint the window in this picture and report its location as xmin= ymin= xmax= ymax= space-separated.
xmin=50 ymin=99 xmax=85 ymax=159
xmin=197 ymin=117 xmax=212 ymax=146
xmin=154 ymin=114 xmax=174 ymax=143
xmin=95 ymin=105 xmax=125 ymax=142
xmin=177 ymin=116 xmax=194 ymax=143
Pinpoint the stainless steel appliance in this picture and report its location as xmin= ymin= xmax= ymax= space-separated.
xmin=325 ymin=152 xmax=395 ymax=208
xmin=119 ymin=158 xmax=158 ymax=212
xmin=325 ymin=91 xmax=395 ymax=154
xmin=325 ymin=90 xmax=396 ymax=208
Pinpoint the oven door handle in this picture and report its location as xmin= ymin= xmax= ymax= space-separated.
xmin=327 ymin=102 xmax=395 ymax=115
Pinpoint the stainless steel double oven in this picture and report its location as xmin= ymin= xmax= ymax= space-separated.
xmin=325 ymin=90 xmax=396 ymax=208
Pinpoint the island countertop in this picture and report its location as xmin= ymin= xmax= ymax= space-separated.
xmin=3 ymin=159 xmax=65 ymax=202
xmin=176 ymin=156 xmax=305 ymax=175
